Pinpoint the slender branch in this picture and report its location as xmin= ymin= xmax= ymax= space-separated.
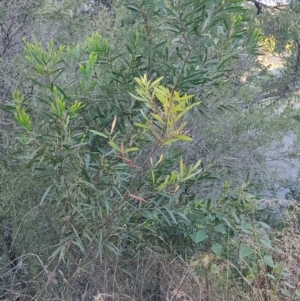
xmin=251 ymin=84 xmax=289 ymax=105
xmin=100 ymin=136 xmax=164 ymax=228
xmin=246 ymin=0 xmax=291 ymax=14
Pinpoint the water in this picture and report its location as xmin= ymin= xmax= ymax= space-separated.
xmin=263 ymin=105 xmax=300 ymax=199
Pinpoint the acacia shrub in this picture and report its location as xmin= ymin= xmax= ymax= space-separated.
xmin=0 ymin=0 xmax=280 ymax=300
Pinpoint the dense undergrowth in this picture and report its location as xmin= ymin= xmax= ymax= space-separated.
xmin=1 ymin=0 xmax=300 ymax=300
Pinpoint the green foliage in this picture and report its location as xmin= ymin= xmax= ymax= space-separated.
xmin=3 ymin=0 xmax=297 ymax=300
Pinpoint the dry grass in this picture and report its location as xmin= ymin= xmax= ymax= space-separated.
xmin=2 ymin=202 xmax=300 ymax=301
xmin=81 ymin=249 xmax=205 ymax=301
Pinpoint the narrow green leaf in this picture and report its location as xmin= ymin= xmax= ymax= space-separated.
xmin=179 ymin=156 xmax=185 ymax=178
xmin=108 ymin=140 xmax=120 ymax=152
xmin=202 ymin=14 xmax=211 ymax=33
xmin=79 ymin=64 xmax=86 ymax=75
xmin=284 ymin=281 xmax=295 ymax=289
xmin=54 ymin=84 xmax=70 ymax=100
xmin=176 ymin=135 xmax=193 ymax=142
xmin=134 ymin=122 xmax=149 ymax=129
xmin=125 ymin=147 xmax=139 ymax=153
xmin=126 ymin=5 xmax=140 ymax=12
xmin=154 ymin=87 xmax=168 ymax=105
xmin=159 ymin=209 xmax=172 ymax=226
xmin=225 ymin=6 xmax=245 ymax=13
xmin=175 ymin=102 xmax=200 ymax=123
xmin=163 ymin=206 xmax=177 ymax=224
xmin=232 ymin=212 xmax=240 ymax=224
xmin=259 ymin=222 xmax=271 ymax=229
xmin=0 ymin=104 xmax=16 ymax=112
xmin=40 ymin=184 xmax=53 ymax=205
xmin=140 ymin=109 xmax=149 ymax=121
xmin=152 ymin=41 xmax=167 ymax=50
xmin=72 ymin=238 xmax=86 ymax=254
xmin=49 ymin=245 xmax=64 ymax=260
xmin=182 ymin=170 xmax=201 ymax=181
xmin=159 ymin=25 xmax=180 ymax=33
xmin=151 ymin=113 xmax=165 ymax=124
xmin=89 ymin=130 xmax=108 ymax=138
xmin=162 ymin=138 xmax=180 ymax=145
xmin=149 ymin=76 xmax=164 ymax=88
xmin=266 ymin=274 xmax=275 ymax=280
xmin=151 ymin=170 xmax=155 ymax=185
xmin=281 ymin=289 xmax=292 ymax=297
